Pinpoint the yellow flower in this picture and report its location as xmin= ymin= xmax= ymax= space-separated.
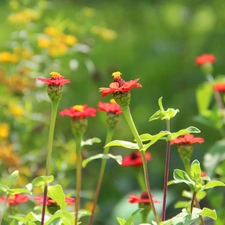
xmin=84 ymin=201 xmax=99 ymax=214
xmin=0 ymin=51 xmax=19 ymax=63
xmin=38 ymin=37 xmax=51 ymax=48
xmin=9 ymin=0 xmax=20 ymax=11
xmin=44 ymin=26 xmax=59 ymax=36
xmin=0 ymin=123 xmax=10 ymax=139
xmin=99 ymin=28 xmax=117 ymax=41
xmin=64 ymin=35 xmax=78 ymax=46
xmin=9 ymin=104 xmax=23 ymax=117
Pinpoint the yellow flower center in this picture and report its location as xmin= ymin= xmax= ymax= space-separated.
xmin=110 ymin=99 xmax=117 ymax=104
xmin=112 ymin=71 xmax=122 ymax=78
xmin=50 ymin=71 xmax=62 ymax=78
xmin=73 ymin=105 xmax=84 ymax=112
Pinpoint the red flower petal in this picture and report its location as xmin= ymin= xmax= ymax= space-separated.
xmin=122 ymin=151 xmax=151 ymax=167
xmin=170 ymin=134 xmax=204 ymax=145
xmin=195 ymin=54 xmax=216 ymax=65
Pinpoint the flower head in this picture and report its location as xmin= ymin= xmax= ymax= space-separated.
xmin=170 ymin=134 xmax=204 ymax=145
xmin=99 ymin=71 xmax=142 ymax=107
xmin=0 ymin=123 xmax=10 ymax=139
xmin=213 ymin=83 xmax=225 ymax=93
xmin=34 ymin=196 xmax=75 ymax=205
xmin=195 ymin=54 xmax=216 ymax=65
xmin=0 ymin=194 xmax=29 ymax=206
xmin=38 ymin=72 xmax=70 ymax=102
xmin=98 ymin=99 xmax=122 ymax=115
xmin=60 ymin=105 xmax=96 ymax=118
xmin=128 ymin=191 xmax=160 ymax=205
xmin=122 ymin=151 xmax=151 ymax=167
xmin=38 ymin=72 xmax=70 ymax=86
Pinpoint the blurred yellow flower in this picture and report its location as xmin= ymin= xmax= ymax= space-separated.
xmin=8 ymin=8 xmax=39 ymax=24
xmin=38 ymin=37 xmax=51 ymax=48
xmin=64 ymin=35 xmax=78 ymax=46
xmin=9 ymin=104 xmax=23 ymax=117
xmin=0 ymin=123 xmax=10 ymax=139
xmin=14 ymin=47 xmax=32 ymax=59
xmin=91 ymin=26 xmax=117 ymax=41
xmin=9 ymin=0 xmax=20 ymax=11
xmin=0 ymin=51 xmax=19 ymax=63
xmin=44 ymin=26 xmax=59 ymax=36
xmin=84 ymin=201 xmax=99 ymax=214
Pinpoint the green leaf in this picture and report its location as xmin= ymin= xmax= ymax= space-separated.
xmin=104 ymin=140 xmax=138 ymax=150
xmin=81 ymin=137 xmax=101 ymax=147
xmin=78 ymin=209 xmax=91 ymax=220
xmin=7 ymin=188 xmax=30 ymax=195
xmin=124 ymin=208 xmax=143 ymax=225
xmin=141 ymin=131 xmax=170 ymax=151
xmin=0 ymin=184 xmax=9 ymax=193
xmin=204 ymin=181 xmax=225 ymax=189
xmin=32 ymin=175 xmax=54 ymax=187
xmin=169 ymin=126 xmax=200 ymax=141
xmin=9 ymin=170 xmax=19 ymax=189
xmin=197 ymin=207 xmax=217 ymax=220
xmin=158 ymin=97 xmax=164 ymax=111
xmin=173 ymin=169 xmax=195 ymax=191
xmin=117 ymin=217 xmax=126 ymax=225
xmin=196 ymin=82 xmax=213 ymax=114
xmin=190 ymin=160 xmax=201 ymax=182
xmin=45 ymin=210 xmax=74 ymax=225
xmin=48 ymin=185 xmax=66 ymax=210
xmin=174 ymin=201 xmax=190 ymax=209
xmin=82 ymin=153 xmax=122 ymax=167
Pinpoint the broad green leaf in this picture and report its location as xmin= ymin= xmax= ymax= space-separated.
xmin=45 ymin=210 xmax=74 ymax=225
xmin=197 ymin=207 xmax=217 ymax=220
xmin=48 ymin=185 xmax=66 ymax=210
xmin=9 ymin=170 xmax=19 ymax=189
xmin=168 ymin=126 xmax=200 ymax=141
xmin=7 ymin=188 xmax=30 ymax=195
xmin=104 ymin=140 xmax=138 ymax=150
xmin=204 ymin=181 xmax=225 ymax=189
xmin=81 ymin=137 xmax=101 ymax=147
xmin=32 ymin=175 xmax=54 ymax=187
xmin=182 ymin=190 xmax=206 ymax=201
xmin=190 ymin=160 xmax=201 ymax=181
xmin=174 ymin=201 xmax=190 ymax=209
xmin=117 ymin=217 xmax=126 ymax=225
xmin=141 ymin=131 xmax=170 ymax=151
xmin=82 ymin=153 xmax=122 ymax=167
xmin=78 ymin=209 xmax=91 ymax=219
xmin=173 ymin=169 xmax=195 ymax=191
xmin=196 ymin=82 xmax=213 ymax=114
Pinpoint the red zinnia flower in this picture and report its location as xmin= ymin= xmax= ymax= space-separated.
xmin=128 ymin=191 xmax=160 ymax=204
xmin=99 ymin=71 xmax=142 ymax=97
xmin=0 ymin=194 xmax=29 ymax=206
xmin=34 ymin=196 xmax=75 ymax=205
xmin=98 ymin=100 xmax=122 ymax=115
xmin=38 ymin=71 xmax=70 ymax=86
xmin=122 ymin=151 xmax=151 ymax=167
xmin=195 ymin=54 xmax=216 ymax=65
xmin=170 ymin=134 xmax=204 ymax=145
xmin=60 ymin=104 xmax=96 ymax=118
xmin=213 ymin=83 xmax=225 ymax=93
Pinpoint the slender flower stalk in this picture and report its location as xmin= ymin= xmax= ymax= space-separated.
xmin=41 ymin=100 xmax=59 ymax=225
xmin=88 ymin=128 xmax=114 ymax=225
xmin=190 ymin=191 xmax=197 ymax=213
xmin=75 ymin=133 xmax=83 ymax=225
xmin=122 ymin=106 xmax=159 ymax=223
xmin=161 ymin=119 xmax=171 ymax=221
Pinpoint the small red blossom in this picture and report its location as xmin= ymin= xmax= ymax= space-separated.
xmin=122 ymin=151 xmax=151 ymax=167
xmin=128 ymin=191 xmax=160 ymax=204
xmin=213 ymin=83 xmax=225 ymax=93
xmin=34 ymin=196 xmax=75 ymax=205
xmin=170 ymin=134 xmax=204 ymax=145
xmin=98 ymin=100 xmax=122 ymax=115
xmin=38 ymin=71 xmax=70 ymax=86
xmin=0 ymin=194 xmax=29 ymax=205
xmin=60 ymin=104 xmax=96 ymax=118
xmin=195 ymin=54 xmax=216 ymax=65
xmin=99 ymin=71 xmax=142 ymax=97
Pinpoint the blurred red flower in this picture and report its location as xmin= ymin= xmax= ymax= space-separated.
xmin=38 ymin=71 xmax=70 ymax=86
xmin=170 ymin=134 xmax=204 ymax=145
xmin=122 ymin=151 xmax=151 ymax=167
xmin=60 ymin=104 xmax=96 ymax=118
xmin=128 ymin=191 xmax=160 ymax=204
xmin=98 ymin=101 xmax=122 ymax=114
xmin=0 ymin=194 xmax=29 ymax=205
xmin=195 ymin=54 xmax=216 ymax=65
xmin=99 ymin=71 xmax=142 ymax=97
xmin=213 ymin=83 xmax=225 ymax=92
xmin=34 ymin=196 xmax=75 ymax=205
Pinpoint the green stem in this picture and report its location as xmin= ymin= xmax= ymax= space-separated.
xmin=136 ymin=167 xmax=146 ymax=191
xmin=162 ymin=119 xmax=171 ymax=221
xmin=75 ymin=133 xmax=83 ymax=225
xmin=41 ymin=100 xmax=59 ymax=225
xmin=190 ymin=191 xmax=197 ymax=213
xmin=122 ymin=106 xmax=159 ymax=223
xmin=0 ymin=195 xmax=9 ymax=225
xmin=88 ymin=128 xmax=114 ymax=225
xmin=195 ymin=198 xmax=205 ymax=225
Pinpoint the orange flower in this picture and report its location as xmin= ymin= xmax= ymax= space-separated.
xmin=195 ymin=54 xmax=216 ymax=65
xmin=38 ymin=72 xmax=70 ymax=86
xmin=170 ymin=134 xmax=204 ymax=145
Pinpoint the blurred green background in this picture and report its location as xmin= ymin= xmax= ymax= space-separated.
xmin=1 ymin=0 xmax=225 ymax=224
